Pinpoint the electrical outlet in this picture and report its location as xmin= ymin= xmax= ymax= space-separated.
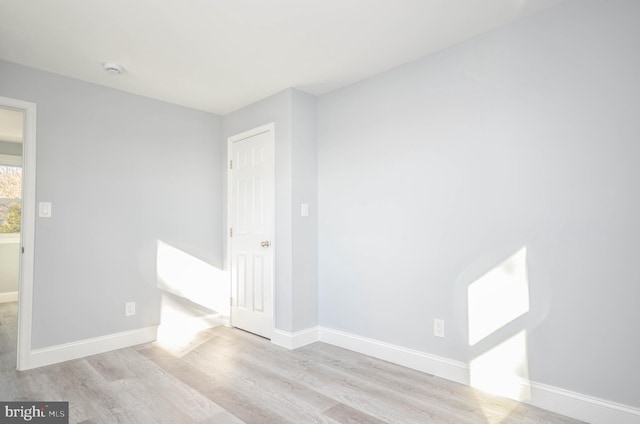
xmin=125 ymin=301 xmax=136 ymax=317
xmin=434 ymin=319 xmax=445 ymax=338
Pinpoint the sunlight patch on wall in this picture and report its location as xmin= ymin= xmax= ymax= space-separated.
xmin=156 ymin=241 xmax=230 ymax=356
xmin=468 ymin=247 xmax=529 ymax=346
xmin=470 ymin=330 xmax=531 ymax=401
xmin=467 ymin=246 xmax=532 ymax=413
xmin=156 ymin=240 xmax=229 ymax=315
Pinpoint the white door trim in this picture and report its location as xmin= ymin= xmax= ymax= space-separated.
xmin=227 ymin=123 xmax=275 ymax=337
xmin=0 ymin=96 xmax=37 ymax=371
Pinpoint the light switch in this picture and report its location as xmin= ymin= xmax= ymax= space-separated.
xmin=39 ymin=202 xmax=52 ymax=218
xmin=301 ymin=203 xmax=309 ymax=217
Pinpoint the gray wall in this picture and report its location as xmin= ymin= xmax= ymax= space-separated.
xmin=291 ymin=90 xmax=318 ymax=331
xmin=0 ymin=59 xmax=224 ymax=348
xmin=223 ymin=88 xmax=318 ymax=333
xmin=317 ymin=0 xmax=640 ymax=407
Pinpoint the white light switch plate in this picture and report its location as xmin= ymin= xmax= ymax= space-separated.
xmin=434 ymin=319 xmax=445 ymax=338
xmin=39 ymin=202 xmax=52 ymax=218
xmin=301 ymin=203 xmax=309 ymax=217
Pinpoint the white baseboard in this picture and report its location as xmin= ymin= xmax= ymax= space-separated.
xmin=0 ymin=291 xmax=19 ymax=303
xmin=528 ymin=381 xmax=640 ymax=424
xmin=17 ymin=321 xmax=640 ymax=424
xmin=195 ymin=313 xmax=230 ymax=328
xmin=23 ymin=326 xmax=158 ymax=370
xmin=318 ymin=327 xmax=470 ymax=385
xmin=279 ymin=325 xmax=640 ymax=424
xmin=271 ymin=327 xmax=320 ymax=350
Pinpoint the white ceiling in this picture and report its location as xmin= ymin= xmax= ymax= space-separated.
xmin=0 ymin=0 xmax=568 ymax=115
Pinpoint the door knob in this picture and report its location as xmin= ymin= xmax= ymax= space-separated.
xmin=261 ymin=240 xmax=271 ymax=248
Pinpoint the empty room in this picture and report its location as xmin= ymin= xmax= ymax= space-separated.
xmin=0 ymin=0 xmax=638 ymax=423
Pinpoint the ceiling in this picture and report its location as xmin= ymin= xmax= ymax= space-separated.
xmin=0 ymin=0 xmax=568 ymax=115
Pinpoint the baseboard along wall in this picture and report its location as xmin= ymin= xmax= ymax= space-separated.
xmin=271 ymin=326 xmax=640 ymax=424
xmin=19 ymin=322 xmax=639 ymax=424
xmin=22 ymin=326 xmax=158 ymax=370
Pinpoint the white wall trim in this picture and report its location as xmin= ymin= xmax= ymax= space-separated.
xmin=528 ymin=381 xmax=640 ymax=424
xmin=318 ymin=326 xmax=470 ymax=385
xmin=11 ymin=316 xmax=640 ymax=423
xmin=271 ymin=327 xmax=320 ymax=350
xmin=0 ymin=291 xmax=19 ymax=303
xmin=295 ymin=326 xmax=640 ymax=424
xmin=228 ymin=123 xmax=274 ymax=143
xmin=22 ymin=326 xmax=158 ymax=370
xmin=202 ymin=313 xmax=230 ymax=328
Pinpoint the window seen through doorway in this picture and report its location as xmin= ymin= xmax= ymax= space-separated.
xmin=0 ymin=165 xmax=21 ymax=233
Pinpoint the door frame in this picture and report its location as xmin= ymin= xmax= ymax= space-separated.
xmin=0 ymin=96 xmax=37 ymax=371
xmin=226 ymin=123 xmax=275 ymax=337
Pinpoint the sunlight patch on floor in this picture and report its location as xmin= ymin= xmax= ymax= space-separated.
xmin=156 ymin=293 xmax=225 ymax=358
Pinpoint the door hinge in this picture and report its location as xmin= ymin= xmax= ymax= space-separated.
xmin=229 ymin=160 xmax=233 ymax=170
xmin=21 ymin=246 xmax=24 ymax=254
xmin=230 ymin=296 xmax=233 ymax=306
xmin=229 ymin=227 xmax=233 ymax=237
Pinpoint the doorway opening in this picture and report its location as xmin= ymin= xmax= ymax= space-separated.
xmin=0 ymin=97 xmax=37 ymax=371
xmin=0 ymin=107 xmax=23 ymax=364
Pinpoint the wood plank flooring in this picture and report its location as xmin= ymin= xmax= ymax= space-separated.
xmin=0 ymin=302 xmax=584 ymax=423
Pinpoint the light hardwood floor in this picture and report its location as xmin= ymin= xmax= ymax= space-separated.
xmin=0 ymin=302 xmax=583 ymax=423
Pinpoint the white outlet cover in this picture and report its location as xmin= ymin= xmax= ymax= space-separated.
xmin=125 ymin=301 xmax=136 ymax=316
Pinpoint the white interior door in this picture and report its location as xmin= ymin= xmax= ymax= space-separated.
xmin=228 ymin=124 xmax=274 ymax=338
